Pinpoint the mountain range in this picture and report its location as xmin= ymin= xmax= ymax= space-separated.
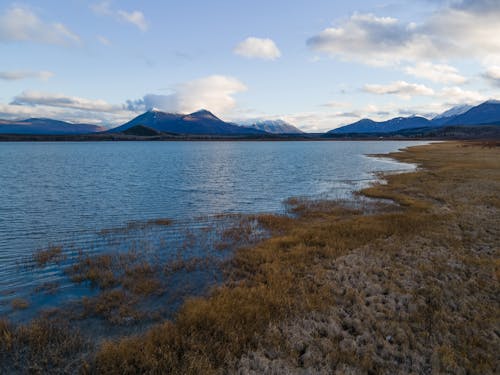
xmin=110 ymin=109 xmax=264 ymax=135
xmin=329 ymin=100 xmax=500 ymax=134
xmin=1 ymin=100 xmax=500 ymax=136
xmin=0 ymin=118 xmax=106 ymax=135
xmin=242 ymin=119 xmax=304 ymax=134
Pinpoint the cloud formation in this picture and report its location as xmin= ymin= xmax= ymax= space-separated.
xmin=0 ymin=6 xmax=80 ymax=45
xmin=307 ymin=1 xmax=500 ymax=65
xmin=0 ymin=70 xmax=53 ymax=81
xmin=97 ymin=35 xmax=111 ymax=46
xmin=117 ymin=10 xmax=148 ymax=31
xmin=128 ymin=75 xmax=247 ymax=115
xmin=234 ymin=37 xmax=281 ymax=60
xmin=363 ymin=79 xmax=485 ymax=104
xmin=404 ymin=62 xmax=466 ymax=84
xmin=1 ymin=90 xmax=139 ymax=125
xmin=363 ymin=81 xmax=435 ymax=99
xmin=11 ymin=91 xmax=119 ymax=112
xmin=0 ymin=101 xmax=135 ymax=126
xmin=437 ymin=87 xmax=486 ymax=105
xmin=1 ymin=74 xmax=247 ymax=126
xmin=91 ymin=1 xmax=148 ymax=31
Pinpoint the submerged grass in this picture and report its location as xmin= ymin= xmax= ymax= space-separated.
xmin=98 ymin=218 xmax=173 ymax=236
xmin=2 ymin=141 xmax=498 ymax=374
xmin=10 ymin=298 xmax=29 ymax=310
xmin=32 ymin=245 xmax=65 ymax=267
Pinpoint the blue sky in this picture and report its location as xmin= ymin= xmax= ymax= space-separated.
xmin=1 ymin=0 xmax=499 ymax=131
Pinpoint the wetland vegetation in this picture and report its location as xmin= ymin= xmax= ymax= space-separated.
xmin=1 ymin=141 xmax=499 ymax=374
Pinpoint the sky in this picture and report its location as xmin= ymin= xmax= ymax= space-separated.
xmin=1 ymin=0 xmax=500 ymax=132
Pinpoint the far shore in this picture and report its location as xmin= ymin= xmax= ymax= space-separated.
xmin=1 ymin=123 xmax=499 ymax=142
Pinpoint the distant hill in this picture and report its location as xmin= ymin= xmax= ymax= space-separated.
xmin=0 ymin=118 xmax=106 ymax=135
xmin=110 ymin=109 xmax=265 ymax=135
xmin=122 ymin=125 xmax=164 ymax=136
xmin=329 ymin=116 xmax=432 ymax=134
xmin=242 ymin=119 xmax=303 ymax=134
xmin=329 ymin=100 xmax=500 ymax=134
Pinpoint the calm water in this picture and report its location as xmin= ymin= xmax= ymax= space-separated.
xmin=0 ymin=141 xmax=427 ymax=319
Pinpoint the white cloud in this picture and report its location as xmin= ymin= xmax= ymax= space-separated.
xmin=11 ymin=91 xmax=119 ymax=112
xmin=128 ymin=75 xmax=247 ymax=115
xmin=97 ymin=35 xmax=111 ymax=46
xmin=279 ymin=112 xmax=339 ymax=132
xmin=90 ymin=1 xmax=112 ymax=16
xmin=363 ymin=81 xmax=435 ymax=99
xmin=363 ymin=78 xmax=486 ymax=104
xmin=307 ymin=1 xmax=500 ymax=66
xmin=117 ymin=10 xmax=148 ymax=31
xmin=0 ymin=6 xmax=80 ymax=45
xmin=437 ymin=87 xmax=486 ymax=104
xmin=0 ymin=70 xmax=53 ymax=81
xmin=234 ymin=37 xmax=281 ymax=60
xmin=91 ymin=2 xmax=148 ymax=31
xmin=404 ymin=62 xmax=466 ymax=84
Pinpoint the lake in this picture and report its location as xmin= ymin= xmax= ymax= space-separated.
xmin=0 ymin=140 xmax=427 ymax=320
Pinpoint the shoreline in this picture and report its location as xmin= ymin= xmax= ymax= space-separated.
xmin=0 ymin=135 xmax=446 ymax=142
xmin=1 ymin=141 xmax=499 ymax=374
xmin=1 ymin=124 xmax=500 ymax=143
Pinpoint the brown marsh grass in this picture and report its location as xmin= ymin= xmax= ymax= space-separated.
xmin=0 ymin=318 xmax=90 ymax=373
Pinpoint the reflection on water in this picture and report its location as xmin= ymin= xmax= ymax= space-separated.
xmin=0 ymin=140 xmax=427 ymax=321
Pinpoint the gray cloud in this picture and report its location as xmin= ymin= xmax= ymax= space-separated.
xmin=307 ymin=0 xmax=500 ymax=65
xmin=483 ymin=66 xmax=500 ymax=87
xmin=11 ymin=91 xmax=119 ymax=112
xmin=0 ymin=70 xmax=53 ymax=81
xmin=336 ymin=112 xmax=360 ymax=118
